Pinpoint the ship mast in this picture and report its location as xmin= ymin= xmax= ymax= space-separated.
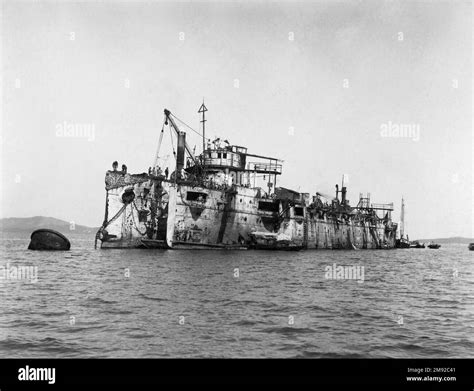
xmin=400 ymin=197 xmax=405 ymax=239
xmin=198 ymin=101 xmax=208 ymax=154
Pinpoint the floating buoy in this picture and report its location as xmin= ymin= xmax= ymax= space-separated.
xmin=28 ymin=229 xmax=71 ymax=251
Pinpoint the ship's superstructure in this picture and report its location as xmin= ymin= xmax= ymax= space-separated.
xmin=96 ymin=105 xmax=398 ymax=250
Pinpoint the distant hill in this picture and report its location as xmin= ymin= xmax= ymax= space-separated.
xmin=415 ymin=237 xmax=474 ymax=244
xmin=0 ymin=216 xmax=98 ymax=234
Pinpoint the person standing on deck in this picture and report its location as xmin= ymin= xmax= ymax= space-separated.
xmin=107 ymin=161 xmax=119 ymax=174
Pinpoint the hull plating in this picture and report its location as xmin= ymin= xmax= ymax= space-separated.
xmin=98 ymin=179 xmax=396 ymax=250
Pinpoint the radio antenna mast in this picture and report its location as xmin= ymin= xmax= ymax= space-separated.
xmin=198 ymin=101 xmax=208 ymax=154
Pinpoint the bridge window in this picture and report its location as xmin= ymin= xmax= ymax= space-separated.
xmin=218 ymin=153 xmax=222 ymax=158
xmin=186 ymin=191 xmax=207 ymax=202
xmin=223 ymin=153 xmax=227 ymax=159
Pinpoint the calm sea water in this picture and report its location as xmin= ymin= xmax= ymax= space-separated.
xmin=0 ymin=232 xmax=473 ymax=358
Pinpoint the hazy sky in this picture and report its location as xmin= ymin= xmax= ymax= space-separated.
xmin=1 ymin=0 xmax=472 ymax=238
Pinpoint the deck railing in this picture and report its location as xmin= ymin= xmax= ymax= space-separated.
xmin=247 ymin=162 xmax=282 ymax=174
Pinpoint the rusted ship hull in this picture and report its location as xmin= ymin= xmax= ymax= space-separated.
xmin=97 ymin=173 xmax=397 ymax=250
xmin=96 ymin=106 xmax=398 ymax=250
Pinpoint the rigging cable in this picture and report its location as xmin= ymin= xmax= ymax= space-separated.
xmin=170 ymin=113 xmax=211 ymax=142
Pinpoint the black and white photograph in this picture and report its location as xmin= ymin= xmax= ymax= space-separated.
xmin=0 ymin=0 xmax=473 ymax=387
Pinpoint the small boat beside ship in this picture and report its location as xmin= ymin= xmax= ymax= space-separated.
xmin=396 ymin=237 xmax=410 ymax=248
xmin=395 ymin=198 xmax=432 ymax=250
xmin=427 ymin=242 xmax=441 ymax=249
xmin=469 ymin=243 xmax=474 ymax=251
xmin=248 ymin=231 xmax=304 ymax=250
xmin=395 ymin=198 xmax=411 ymax=248
xmin=410 ymin=240 xmax=425 ymax=248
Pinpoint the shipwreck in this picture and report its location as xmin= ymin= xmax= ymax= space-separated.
xmin=95 ymin=104 xmax=398 ymax=250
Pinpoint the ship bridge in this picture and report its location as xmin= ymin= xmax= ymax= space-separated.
xmin=201 ymin=145 xmax=247 ymax=171
xmin=198 ymin=142 xmax=282 ymax=191
xmin=158 ymin=104 xmax=282 ymax=193
xmin=201 ymin=145 xmax=282 ymax=175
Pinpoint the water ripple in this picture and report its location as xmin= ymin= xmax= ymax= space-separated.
xmin=1 ymin=233 xmax=473 ymax=357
